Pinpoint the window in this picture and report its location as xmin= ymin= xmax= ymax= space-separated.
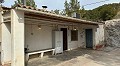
xmin=71 ymin=30 xmax=78 ymax=41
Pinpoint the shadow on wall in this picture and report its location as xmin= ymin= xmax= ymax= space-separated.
xmin=4 ymin=22 xmax=11 ymax=33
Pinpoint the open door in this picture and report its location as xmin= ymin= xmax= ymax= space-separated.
xmin=61 ymin=28 xmax=68 ymax=51
xmin=85 ymin=29 xmax=93 ymax=48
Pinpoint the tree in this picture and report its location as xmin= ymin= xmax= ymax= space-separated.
xmin=80 ymin=6 xmax=86 ymax=19
xmin=15 ymin=0 xmax=37 ymax=8
xmin=52 ymin=0 xmax=80 ymax=16
xmin=64 ymin=0 xmax=80 ymax=16
xmin=53 ymin=9 xmax=66 ymax=16
xmin=100 ymin=6 xmax=117 ymax=21
xmin=82 ymin=3 xmax=120 ymax=21
xmin=64 ymin=0 xmax=70 ymax=16
xmin=53 ymin=9 xmax=60 ymax=14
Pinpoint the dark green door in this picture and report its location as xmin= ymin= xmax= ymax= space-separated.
xmin=85 ymin=29 xmax=93 ymax=48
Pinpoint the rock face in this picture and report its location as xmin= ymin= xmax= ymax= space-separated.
xmin=114 ymin=11 xmax=120 ymax=19
xmin=105 ymin=19 xmax=120 ymax=47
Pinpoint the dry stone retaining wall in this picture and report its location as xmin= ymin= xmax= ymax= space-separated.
xmin=105 ymin=19 xmax=120 ymax=47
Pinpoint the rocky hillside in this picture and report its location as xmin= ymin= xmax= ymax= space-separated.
xmin=81 ymin=3 xmax=120 ymax=21
xmin=114 ymin=11 xmax=120 ymax=19
xmin=105 ymin=19 xmax=120 ymax=47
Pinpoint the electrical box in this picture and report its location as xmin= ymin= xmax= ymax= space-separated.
xmin=71 ymin=12 xmax=80 ymax=19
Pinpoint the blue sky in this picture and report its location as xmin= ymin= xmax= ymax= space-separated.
xmin=2 ymin=0 xmax=120 ymax=10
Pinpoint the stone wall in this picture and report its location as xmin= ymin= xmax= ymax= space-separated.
xmin=105 ymin=19 xmax=120 ymax=47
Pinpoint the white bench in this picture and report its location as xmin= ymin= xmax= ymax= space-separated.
xmin=25 ymin=49 xmax=55 ymax=62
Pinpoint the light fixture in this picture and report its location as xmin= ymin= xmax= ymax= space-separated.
xmin=74 ymin=27 xmax=77 ymax=30
xmin=72 ymin=23 xmax=77 ymax=31
xmin=38 ymin=25 xmax=42 ymax=30
xmin=72 ymin=24 xmax=77 ymax=30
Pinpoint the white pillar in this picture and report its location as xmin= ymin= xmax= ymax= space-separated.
xmin=1 ymin=12 xmax=11 ymax=65
xmin=0 ymin=12 xmax=2 ymax=52
xmin=1 ymin=23 xmax=11 ymax=65
xmin=11 ymin=9 xmax=25 ymax=66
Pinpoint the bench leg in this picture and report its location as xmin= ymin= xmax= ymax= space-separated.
xmin=40 ymin=52 xmax=44 ymax=58
xmin=25 ymin=54 xmax=29 ymax=66
xmin=26 ymin=54 xmax=29 ymax=62
xmin=52 ymin=50 xmax=55 ymax=55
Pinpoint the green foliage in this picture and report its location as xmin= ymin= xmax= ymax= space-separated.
xmin=81 ymin=3 xmax=120 ymax=21
xmin=64 ymin=0 xmax=80 ymax=16
xmin=52 ymin=2 xmax=120 ymax=21
xmin=15 ymin=0 xmax=37 ymax=8
xmin=100 ymin=6 xmax=117 ymax=21
xmin=80 ymin=6 xmax=86 ymax=19
xmin=53 ymin=0 xmax=80 ymax=16
xmin=52 ymin=9 xmax=66 ymax=16
xmin=115 ymin=11 xmax=120 ymax=19
xmin=53 ymin=9 xmax=60 ymax=14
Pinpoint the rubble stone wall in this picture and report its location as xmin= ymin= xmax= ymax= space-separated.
xmin=105 ymin=19 xmax=120 ymax=47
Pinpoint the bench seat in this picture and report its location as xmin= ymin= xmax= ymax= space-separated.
xmin=25 ymin=48 xmax=55 ymax=62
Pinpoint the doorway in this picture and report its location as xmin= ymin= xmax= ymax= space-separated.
xmin=61 ymin=28 xmax=68 ymax=51
xmin=85 ymin=29 xmax=93 ymax=48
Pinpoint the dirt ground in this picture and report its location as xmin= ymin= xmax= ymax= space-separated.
xmin=28 ymin=48 xmax=120 ymax=66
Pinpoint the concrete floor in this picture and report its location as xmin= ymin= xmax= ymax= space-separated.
xmin=28 ymin=48 xmax=120 ymax=66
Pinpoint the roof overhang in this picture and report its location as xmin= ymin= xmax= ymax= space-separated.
xmin=0 ymin=6 xmax=11 ymax=12
xmin=15 ymin=7 xmax=103 ymax=25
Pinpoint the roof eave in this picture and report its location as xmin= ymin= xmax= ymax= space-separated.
xmin=15 ymin=7 xmax=103 ymax=25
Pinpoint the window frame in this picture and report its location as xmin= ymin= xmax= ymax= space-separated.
xmin=71 ymin=30 xmax=78 ymax=41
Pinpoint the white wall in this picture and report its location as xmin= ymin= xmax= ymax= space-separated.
xmin=68 ymin=29 xmax=80 ymax=50
xmin=0 ymin=10 xmax=11 ymax=65
xmin=25 ymin=25 xmax=53 ymax=52
xmin=58 ymin=24 xmax=97 ymax=50
xmin=0 ymin=22 xmax=1 ymax=52
xmin=67 ymin=24 xmax=97 ymax=50
xmin=68 ymin=24 xmax=104 ymax=50
xmin=1 ymin=23 xmax=11 ymax=65
xmin=25 ymin=19 xmax=104 ymax=51
xmin=11 ymin=9 xmax=25 ymax=66
xmin=95 ymin=25 xmax=105 ymax=46
xmin=68 ymin=24 xmax=95 ymax=50
xmin=0 ymin=12 xmax=3 ymax=52
xmin=25 ymin=23 xmax=82 ymax=51
xmin=81 ymin=24 xmax=104 ymax=49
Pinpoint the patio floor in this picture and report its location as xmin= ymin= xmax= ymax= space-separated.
xmin=28 ymin=48 xmax=120 ymax=66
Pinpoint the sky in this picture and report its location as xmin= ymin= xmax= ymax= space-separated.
xmin=2 ymin=0 xmax=120 ymax=10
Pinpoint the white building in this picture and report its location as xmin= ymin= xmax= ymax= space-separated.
xmin=0 ymin=5 xmax=105 ymax=66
